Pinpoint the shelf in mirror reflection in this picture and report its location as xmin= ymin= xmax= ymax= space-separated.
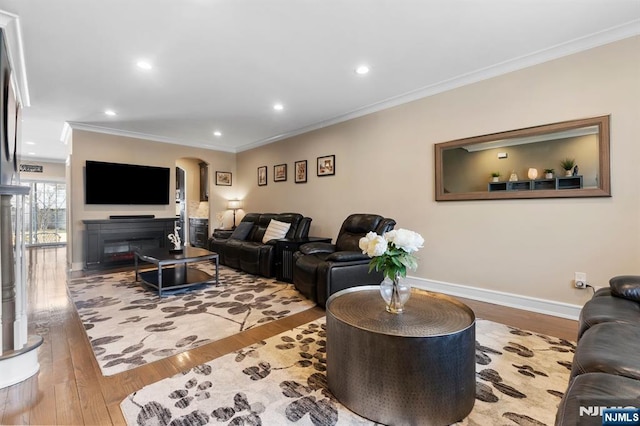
xmin=435 ymin=115 xmax=610 ymax=201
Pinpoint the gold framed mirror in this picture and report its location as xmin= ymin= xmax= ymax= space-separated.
xmin=434 ymin=115 xmax=610 ymax=201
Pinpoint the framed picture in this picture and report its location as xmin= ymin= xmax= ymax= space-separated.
xmin=257 ymin=166 xmax=267 ymax=186
xmin=274 ymin=163 xmax=287 ymax=182
xmin=215 ymin=171 xmax=232 ymax=186
xmin=294 ymin=160 xmax=307 ymax=183
xmin=317 ymin=155 xmax=335 ymax=176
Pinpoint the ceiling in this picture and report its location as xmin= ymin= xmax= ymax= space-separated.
xmin=0 ymin=1 xmax=638 ymax=163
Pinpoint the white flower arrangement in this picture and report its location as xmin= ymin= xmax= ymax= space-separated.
xmin=359 ymin=228 xmax=424 ymax=280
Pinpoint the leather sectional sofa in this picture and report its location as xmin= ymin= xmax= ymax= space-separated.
xmin=555 ymin=275 xmax=640 ymax=425
xmin=208 ymin=212 xmax=311 ymax=278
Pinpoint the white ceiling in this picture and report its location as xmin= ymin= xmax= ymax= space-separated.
xmin=0 ymin=0 xmax=639 ymax=163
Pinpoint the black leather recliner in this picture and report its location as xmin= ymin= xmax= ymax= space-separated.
xmin=555 ymin=275 xmax=640 ymax=425
xmin=208 ymin=212 xmax=311 ymax=277
xmin=292 ymin=213 xmax=396 ymax=307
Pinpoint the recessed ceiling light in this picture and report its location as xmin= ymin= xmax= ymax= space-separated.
xmin=25 ymin=141 xmax=35 ymax=145
xmin=28 ymin=152 xmax=35 ymax=156
xmin=213 ymin=130 xmax=222 ymax=137
xmin=355 ymin=65 xmax=370 ymax=75
xmin=136 ymin=60 xmax=152 ymax=70
xmin=104 ymin=110 xmax=117 ymax=116
xmin=273 ymin=103 xmax=284 ymax=111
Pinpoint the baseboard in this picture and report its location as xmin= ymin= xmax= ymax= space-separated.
xmin=406 ymin=276 xmax=582 ymax=321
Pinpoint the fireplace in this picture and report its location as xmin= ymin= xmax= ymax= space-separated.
xmin=103 ymin=237 xmax=162 ymax=263
xmin=84 ymin=218 xmax=177 ymax=270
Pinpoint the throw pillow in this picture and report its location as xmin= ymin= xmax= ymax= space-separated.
xmin=229 ymin=221 xmax=253 ymax=240
xmin=262 ymin=219 xmax=291 ymax=243
xmin=610 ymin=275 xmax=640 ymax=302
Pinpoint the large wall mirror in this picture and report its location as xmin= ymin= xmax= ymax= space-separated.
xmin=435 ymin=115 xmax=610 ymax=201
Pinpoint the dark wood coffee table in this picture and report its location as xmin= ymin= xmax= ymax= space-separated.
xmin=134 ymin=246 xmax=219 ymax=296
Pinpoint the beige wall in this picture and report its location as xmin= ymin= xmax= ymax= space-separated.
xmin=65 ymin=37 xmax=639 ymax=311
xmin=19 ymin=160 xmax=66 ymax=182
xmin=236 ymin=36 xmax=640 ymax=307
xmin=68 ymin=130 xmax=236 ymax=269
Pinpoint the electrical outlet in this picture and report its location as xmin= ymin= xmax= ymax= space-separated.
xmin=574 ymin=272 xmax=587 ymax=289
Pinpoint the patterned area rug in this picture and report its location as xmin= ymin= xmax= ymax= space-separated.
xmin=68 ymin=264 xmax=316 ymax=376
xmin=120 ymin=318 xmax=575 ymax=425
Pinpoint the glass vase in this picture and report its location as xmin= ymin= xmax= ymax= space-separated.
xmin=379 ymin=275 xmax=411 ymax=314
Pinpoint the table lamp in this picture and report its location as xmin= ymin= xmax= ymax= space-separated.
xmin=227 ymin=199 xmax=242 ymax=229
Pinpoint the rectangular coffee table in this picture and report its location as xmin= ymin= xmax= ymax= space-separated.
xmin=134 ymin=246 xmax=219 ymax=296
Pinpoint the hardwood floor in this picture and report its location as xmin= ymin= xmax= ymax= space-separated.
xmin=0 ymin=246 xmax=578 ymax=425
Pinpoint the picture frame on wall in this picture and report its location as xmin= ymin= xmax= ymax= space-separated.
xmin=215 ymin=171 xmax=232 ymax=186
xmin=317 ymin=155 xmax=335 ymax=176
xmin=257 ymin=166 xmax=267 ymax=186
xmin=274 ymin=164 xmax=287 ymax=182
xmin=294 ymin=160 xmax=307 ymax=183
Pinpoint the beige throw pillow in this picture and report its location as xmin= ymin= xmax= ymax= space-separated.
xmin=262 ymin=219 xmax=291 ymax=243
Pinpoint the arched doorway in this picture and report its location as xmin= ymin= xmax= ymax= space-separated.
xmin=175 ymin=157 xmax=210 ymax=247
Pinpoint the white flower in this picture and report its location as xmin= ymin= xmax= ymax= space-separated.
xmin=359 ymin=231 xmax=388 ymax=257
xmin=361 ymin=228 xmax=424 ymax=279
xmin=384 ymin=229 xmax=424 ymax=253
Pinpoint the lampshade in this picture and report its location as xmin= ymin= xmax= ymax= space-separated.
xmin=227 ymin=200 xmax=242 ymax=210
xmin=527 ymin=168 xmax=538 ymax=180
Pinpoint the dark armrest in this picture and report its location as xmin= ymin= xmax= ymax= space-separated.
xmin=213 ymin=229 xmax=234 ymax=239
xmin=610 ymin=275 xmax=640 ymax=302
xmin=299 ymin=242 xmax=336 ymax=255
xmin=326 ymin=251 xmax=371 ymax=262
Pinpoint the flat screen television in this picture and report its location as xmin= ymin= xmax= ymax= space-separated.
xmin=85 ymin=160 xmax=170 ymax=205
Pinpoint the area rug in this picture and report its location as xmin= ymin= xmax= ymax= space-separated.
xmin=68 ymin=264 xmax=316 ymax=376
xmin=120 ymin=318 xmax=575 ymax=425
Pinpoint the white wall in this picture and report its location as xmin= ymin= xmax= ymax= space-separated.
xmin=236 ymin=36 xmax=640 ymax=311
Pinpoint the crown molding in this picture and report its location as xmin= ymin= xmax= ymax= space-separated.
xmin=57 ymin=19 xmax=640 ymax=155
xmin=236 ymin=20 xmax=640 ymax=152
xmin=67 ymin=122 xmax=237 ymax=153
xmin=17 ymin=155 xmax=67 ymax=165
xmin=0 ymin=9 xmax=30 ymax=107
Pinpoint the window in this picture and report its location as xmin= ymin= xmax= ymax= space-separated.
xmin=23 ymin=181 xmax=66 ymax=246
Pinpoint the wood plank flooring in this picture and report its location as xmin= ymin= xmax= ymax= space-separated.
xmin=0 ymin=246 xmax=578 ymax=425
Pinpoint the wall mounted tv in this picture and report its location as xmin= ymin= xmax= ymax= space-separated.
xmin=85 ymin=160 xmax=170 ymax=205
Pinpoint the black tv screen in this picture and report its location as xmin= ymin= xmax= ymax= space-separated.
xmin=85 ymin=160 xmax=170 ymax=205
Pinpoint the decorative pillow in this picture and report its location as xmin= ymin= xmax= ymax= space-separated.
xmin=229 ymin=221 xmax=253 ymax=240
xmin=262 ymin=219 xmax=291 ymax=243
xmin=609 ymin=275 xmax=640 ymax=302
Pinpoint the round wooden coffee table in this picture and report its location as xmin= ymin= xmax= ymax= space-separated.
xmin=326 ymin=286 xmax=476 ymax=425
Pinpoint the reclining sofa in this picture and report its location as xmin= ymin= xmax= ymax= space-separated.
xmin=555 ymin=275 xmax=640 ymax=425
xmin=292 ymin=213 xmax=396 ymax=307
xmin=208 ymin=212 xmax=311 ymax=278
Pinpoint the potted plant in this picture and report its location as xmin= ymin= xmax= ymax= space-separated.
xmin=544 ymin=168 xmax=554 ymax=179
xmin=560 ymin=158 xmax=575 ymax=176
xmin=490 ymin=172 xmax=500 ymax=182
